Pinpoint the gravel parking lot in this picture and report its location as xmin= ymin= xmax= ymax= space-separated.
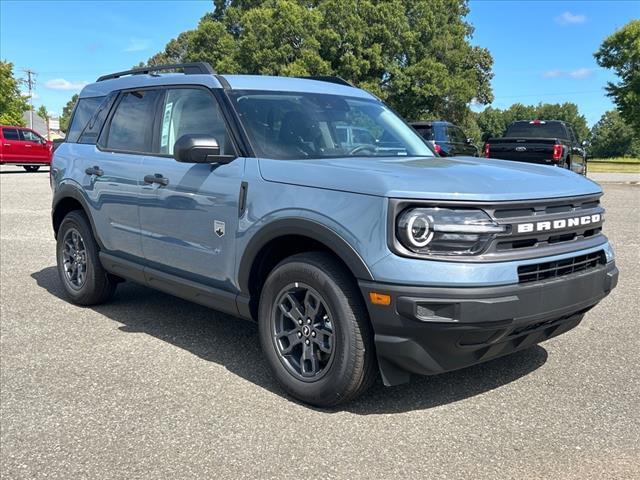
xmin=1 ymin=165 xmax=639 ymax=479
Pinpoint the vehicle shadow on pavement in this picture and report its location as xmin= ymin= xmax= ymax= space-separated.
xmin=32 ymin=266 xmax=548 ymax=414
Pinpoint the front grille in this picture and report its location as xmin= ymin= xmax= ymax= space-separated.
xmin=518 ymin=250 xmax=605 ymax=284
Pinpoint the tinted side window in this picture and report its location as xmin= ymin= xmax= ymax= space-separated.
xmin=67 ymin=96 xmax=105 ymax=143
xmin=106 ymin=90 xmax=160 ymax=153
xmin=2 ymin=128 xmax=20 ymax=140
xmin=22 ymin=130 xmax=42 ymax=142
xmin=159 ymin=88 xmax=232 ymax=155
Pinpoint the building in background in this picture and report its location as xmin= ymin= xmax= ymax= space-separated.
xmin=22 ymin=111 xmax=48 ymax=137
xmin=20 ymin=112 xmax=63 ymax=139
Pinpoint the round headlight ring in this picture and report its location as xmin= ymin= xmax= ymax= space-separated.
xmin=406 ymin=213 xmax=434 ymax=248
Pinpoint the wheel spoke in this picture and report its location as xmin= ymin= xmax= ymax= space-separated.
xmin=303 ymin=290 xmax=321 ymax=320
xmin=279 ymin=293 xmax=305 ymax=323
xmin=276 ymin=328 xmax=302 ymax=354
xmin=301 ymin=342 xmax=319 ymax=376
xmin=312 ymin=328 xmax=332 ymax=354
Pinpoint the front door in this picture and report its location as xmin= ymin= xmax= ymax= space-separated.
xmin=138 ymin=87 xmax=244 ymax=291
xmin=20 ymin=129 xmax=49 ymax=163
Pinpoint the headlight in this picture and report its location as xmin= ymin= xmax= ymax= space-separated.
xmin=397 ymin=207 xmax=506 ymax=256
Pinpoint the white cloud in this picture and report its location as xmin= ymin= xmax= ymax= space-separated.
xmin=542 ymin=68 xmax=593 ymax=79
xmin=555 ymin=11 xmax=586 ymax=25
xmin=44 ymin=79 xmax=89 ymax=91
xmin=543 ymin=70 xmax=563 ymax=78
xmin=123 ymin=37 xmax=151 ymax=52
xmin=568 ymin=68 xmax=593 ymax=79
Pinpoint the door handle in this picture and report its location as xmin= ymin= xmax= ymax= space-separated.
xmin=144 ymin=173 xmax=169 ymax=186
xmin=85 ymin=165 xmax=104 ymax=176
xmin=25 ymin=144 xmax=32 ymax=148
xmin=3 ymin=144 xmax=10 ymax=147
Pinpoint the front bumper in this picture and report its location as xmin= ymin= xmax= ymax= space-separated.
xmin=360 ymin=261 xmax=618 ymax=386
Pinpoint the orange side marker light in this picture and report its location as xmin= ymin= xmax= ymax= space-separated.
xmin=369 ymin=292 xmax=391 ymax=306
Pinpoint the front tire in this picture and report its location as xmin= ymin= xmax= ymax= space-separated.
xmin=23 ymin=165 xmax=40 ymax=172
xmin=259 ymin=252 xmax=376 ymax=407
xmin=56 ymin=210 xmax=117 ymax=305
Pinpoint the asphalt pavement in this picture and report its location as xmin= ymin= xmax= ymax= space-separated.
xmin=1 ymin=165 xmax=639 ymax=479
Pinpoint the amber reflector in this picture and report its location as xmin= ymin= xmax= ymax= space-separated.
xmin=369 ymin=292 xmax=391 ymax=306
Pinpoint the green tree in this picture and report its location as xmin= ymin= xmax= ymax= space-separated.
xmin=142 ymin=0 xmax=494 ymax=124
xmin=0 ymin=61 xmax=29 ymax=126
xmin=59 ymin=94 xmax=78 ymax=133
xmin=594 ymin=20 xmax=640 ymax=133
xmin=37 ymin=105 xmax=49 ymax=121
xmin=588 ymin=110 xmax=640 ymax=158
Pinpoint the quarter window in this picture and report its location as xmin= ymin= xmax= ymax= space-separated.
xmin=159 ymin=88 xmax=232 ymax=155
xmin=67 ymin=96 xmax=105 ymax=143
xmin=106 ymin=90 xmax=160 ymax=153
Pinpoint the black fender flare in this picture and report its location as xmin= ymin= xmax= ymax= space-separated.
xmin=51 ymin=183 xmax=103 ymax=248
xmin=237 ymin=217 xmax=374 ymax=297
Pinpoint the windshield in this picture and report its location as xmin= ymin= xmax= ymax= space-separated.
xmin=228 ymin=90 xmax=434 ymax=160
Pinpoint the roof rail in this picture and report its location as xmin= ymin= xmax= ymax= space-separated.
xmin=96 ymin=62 xmax=215 ymax=82
xmin=299 ymin=76 xmax=354 ymax=87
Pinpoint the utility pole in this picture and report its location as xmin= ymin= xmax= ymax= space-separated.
xmin=22 ymin=68 xmax=37 ymax=129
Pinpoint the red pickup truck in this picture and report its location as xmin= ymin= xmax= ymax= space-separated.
xmin=0 ymin=125 xmax=53 ymax=172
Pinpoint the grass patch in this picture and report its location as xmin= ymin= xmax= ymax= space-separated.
xmin=588 ymin=161 xmax=640 ymax=173
xmin=589 ymin=157 xmax=640 ymax=164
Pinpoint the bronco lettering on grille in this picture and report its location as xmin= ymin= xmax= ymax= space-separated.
xmin=516 ymin=213 xmax=601 ymax=234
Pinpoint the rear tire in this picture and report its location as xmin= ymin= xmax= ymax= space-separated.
xmin=56 ymin=210 xmax=117 ymax=305
xmin=23 ymin=165 xmax=40 ymax=172
xmin=258 ymin=252 xmax=377 ymax=407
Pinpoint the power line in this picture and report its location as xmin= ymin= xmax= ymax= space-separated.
xmin=22 ymin=68 xmax=37 ymax=129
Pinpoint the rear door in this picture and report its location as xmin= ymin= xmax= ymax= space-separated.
xmin=86 ymin=90 xmax=161 ymax=260
xmin=1 ymin=127 xmax=25 ymax=161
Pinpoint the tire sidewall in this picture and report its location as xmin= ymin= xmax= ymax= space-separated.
xmin=259 ymin=258 xmax=361 ymax=405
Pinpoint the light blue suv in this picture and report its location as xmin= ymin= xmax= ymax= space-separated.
xmin=51 ymin=63 xmax=618 ymax=406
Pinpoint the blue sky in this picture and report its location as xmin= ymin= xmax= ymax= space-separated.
xmin=1 ymin=0 xmax=638 ymax=125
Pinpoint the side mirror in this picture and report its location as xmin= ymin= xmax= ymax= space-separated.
xmin=173 ymin=134 xmax=235 ymax=164
xmin=466 ymin=138 xmax=474 ymax=144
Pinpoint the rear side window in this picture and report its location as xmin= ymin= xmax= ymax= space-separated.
xmin=67 ymin=96 xmax=105 ymax=143
xmin=2 ymin=128 xmax=20 ymax=140
xmin=106 ymin=90 xmax=161 ymax=153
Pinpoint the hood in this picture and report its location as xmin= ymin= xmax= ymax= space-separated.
xmin=258 ymin=156 xmax=601 ymax=201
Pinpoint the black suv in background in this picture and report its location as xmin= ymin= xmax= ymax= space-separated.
xmin=484 ymin=120 xmax=587 ymax=175
xmin=411 ymin=121 xmax=478 ymax=157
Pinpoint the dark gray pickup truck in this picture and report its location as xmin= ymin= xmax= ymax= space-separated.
xmin=484 ymin=120 xmax=587 ymax=175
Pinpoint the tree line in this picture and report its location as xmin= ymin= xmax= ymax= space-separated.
xmin=2 ymin=2 xmax=637 ymax=158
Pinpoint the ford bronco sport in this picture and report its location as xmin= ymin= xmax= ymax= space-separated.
xmin=51 ymin=63 xmax=618 ymax=407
